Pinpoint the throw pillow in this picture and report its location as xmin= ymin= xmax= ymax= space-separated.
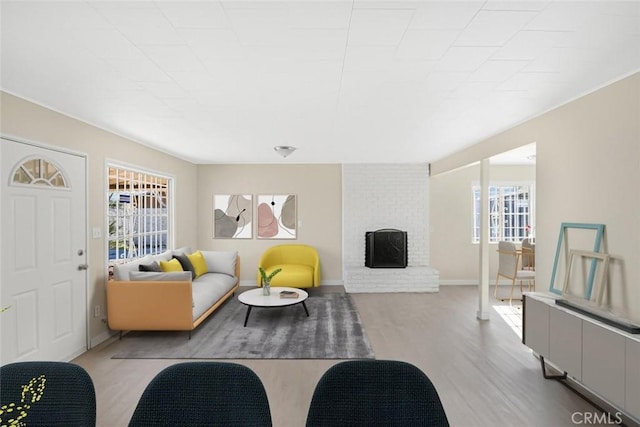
xmin=200 ymin=251 xmax=237 ymax=276
xmin=138 ymin=261 xmax=161 ymax=272
xmin=112 ymin=255 xmax=153 ymax=281
xmin=159 ymin=258 xmax=183 ymax=272
xmin=173 ymin=254 xmax=196 ymax=279
xmin=187 ymin=251 xmax=208 ymax=279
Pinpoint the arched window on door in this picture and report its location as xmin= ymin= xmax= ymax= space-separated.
xmin=12 ymin=157 xmax=69 ymax=188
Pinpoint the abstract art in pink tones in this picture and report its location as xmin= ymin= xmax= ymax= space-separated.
xmin=257 ymin=194 xmax=297 ymax=239
xmin=257 ymin=203 xmax=278 ymax=237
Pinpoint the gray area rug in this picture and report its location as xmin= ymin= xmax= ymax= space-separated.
xmin=111 ymin=292 xmax=374 ymax=359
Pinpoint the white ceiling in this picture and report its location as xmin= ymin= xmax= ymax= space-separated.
xmin=490 ymin=141 xmax=536 ymax=164
xmin=1 ymin=1 xmax=639 ymax=164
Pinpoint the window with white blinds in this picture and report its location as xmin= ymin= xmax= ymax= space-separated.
xmin=107 ymin=165 xmax=172 ymax=264
xmin=472 ymin=183 xmax=535 ymax=244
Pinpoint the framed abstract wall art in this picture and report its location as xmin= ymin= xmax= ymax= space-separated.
xmin=257 ymin=194 xmax=297 ymax=239
xmin=213 ymin=194 xmax=253 ymax=239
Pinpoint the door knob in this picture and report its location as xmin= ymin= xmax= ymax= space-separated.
xmin=78 ymin=264 xmax=89 ymax=270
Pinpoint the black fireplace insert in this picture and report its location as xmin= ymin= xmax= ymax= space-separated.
xmin=365 ymin=229 xmax=408 ymax=268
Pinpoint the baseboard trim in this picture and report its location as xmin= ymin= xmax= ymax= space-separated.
xmin=439 ymin=279 xmax=525 ymax=286
xmin=241 ymin=278 xmax=520 ymax=288
xmin=345 ymin=285 xmax=439 ymax=294
xmin=439 ymin=280 xmax=478 ymax=286
xmin=320 ymin=280 xmax=343 ymax=286
xmin=90 ymin=329 xmax=117 ymax=349
xmin=239 ymin=279 xmax=343 ymax=286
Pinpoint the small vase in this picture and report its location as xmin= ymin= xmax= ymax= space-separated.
xmin=262 ymin=280 xmax=271 ymax=296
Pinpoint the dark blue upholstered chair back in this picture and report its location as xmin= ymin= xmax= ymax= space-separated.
xmin=128 ymin=362 xmax=272 ymax=427
xmin=306 ymin=360 xmax=449 ymax=427
xmin=0 ymin=361 xmax=96 ymax=427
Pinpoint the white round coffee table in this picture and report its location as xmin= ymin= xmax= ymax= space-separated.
xmin=238 ymin=287 xmax=309 ymax=327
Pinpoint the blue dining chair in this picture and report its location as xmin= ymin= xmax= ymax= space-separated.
xmin=0 ymin=361 xmax=96 ymax=426
xmin=306 ymin=360 xmax=449 ymax=427
xmin=128 ymin=362 xmax=272 ymax=427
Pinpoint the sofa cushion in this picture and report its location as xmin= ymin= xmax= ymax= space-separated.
xmin=160 ymin=258 xmax=183 ymax=272
xmin=173 ymin=247 xmax=192 ymax=256
xmin=187 ymin=251 xmax=208 ymax=279
xmin=113 ymin=255 xmax=153 ymax=281
xmin=152 ymin=250 xmax=174 ymax=263
xmin=192 ymin=273 xmax=238 ymax=320
xmin=139 ymin=261 xmax=161 ymax=272
xmin=129 ymin=271 xmax=192 ymax=281
xmin=173 ymin=254 xmax=196 ymax=279
xmin=201 ymin=251 xmax=237 ymax=276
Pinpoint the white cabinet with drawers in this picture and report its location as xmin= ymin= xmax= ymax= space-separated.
xmin=523 ymin=295 xmax=549 ymax=358
xmin=626 ymin=339 xmax=640 ymax=420
xmin=549 ymin=307 xmax=583 ymax=381
xmin=523 ymin=293 xmax=640 ymax=423
xmin=581 ymin=321 xmax=626 ymax=408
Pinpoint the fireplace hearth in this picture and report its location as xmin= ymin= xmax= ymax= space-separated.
xmin=365 ymin=229 xmax=408 ymax=268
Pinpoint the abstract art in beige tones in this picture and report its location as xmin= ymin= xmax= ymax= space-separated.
xmin=214 ymin=194 xmax=253 ymax=239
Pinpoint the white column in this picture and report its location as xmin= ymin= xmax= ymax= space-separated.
xmin=477 ymin=158 xmax=490 ymax=320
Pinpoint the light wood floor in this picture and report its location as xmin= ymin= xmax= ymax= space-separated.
xmin=74 ymin=286 xmax=606 ymax=427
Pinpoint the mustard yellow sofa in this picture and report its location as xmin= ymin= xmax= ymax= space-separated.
xmin=107 ymin=249 xmax=239 ymax=336
xmin=257 ymin=244 xmax=320 ymax=288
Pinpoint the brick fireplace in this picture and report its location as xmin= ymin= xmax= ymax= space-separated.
xmin=342 ymin=164 xmax=439 ymax=293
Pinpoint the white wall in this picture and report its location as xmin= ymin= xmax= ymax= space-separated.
xmin=431 ymin=164 xmax=536 ymax=283
xmin=0 ymin=91 xmax=199 ymax=345
xmin=196 ymin=164 xmax=343 ymax=284
xmin=536 ymin=73 xmax=639 ymax=321
xmin=431 ymin=72 xmax=640 ymax=322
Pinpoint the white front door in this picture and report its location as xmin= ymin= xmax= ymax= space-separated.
xmin=1 ymin=137 xmax=88 ymax=363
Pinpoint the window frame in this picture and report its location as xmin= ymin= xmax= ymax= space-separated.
xmin=105 ymin=161 xmax=175 ymax=266
xmin=472 ymin=181 xmax=535 ymax=244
